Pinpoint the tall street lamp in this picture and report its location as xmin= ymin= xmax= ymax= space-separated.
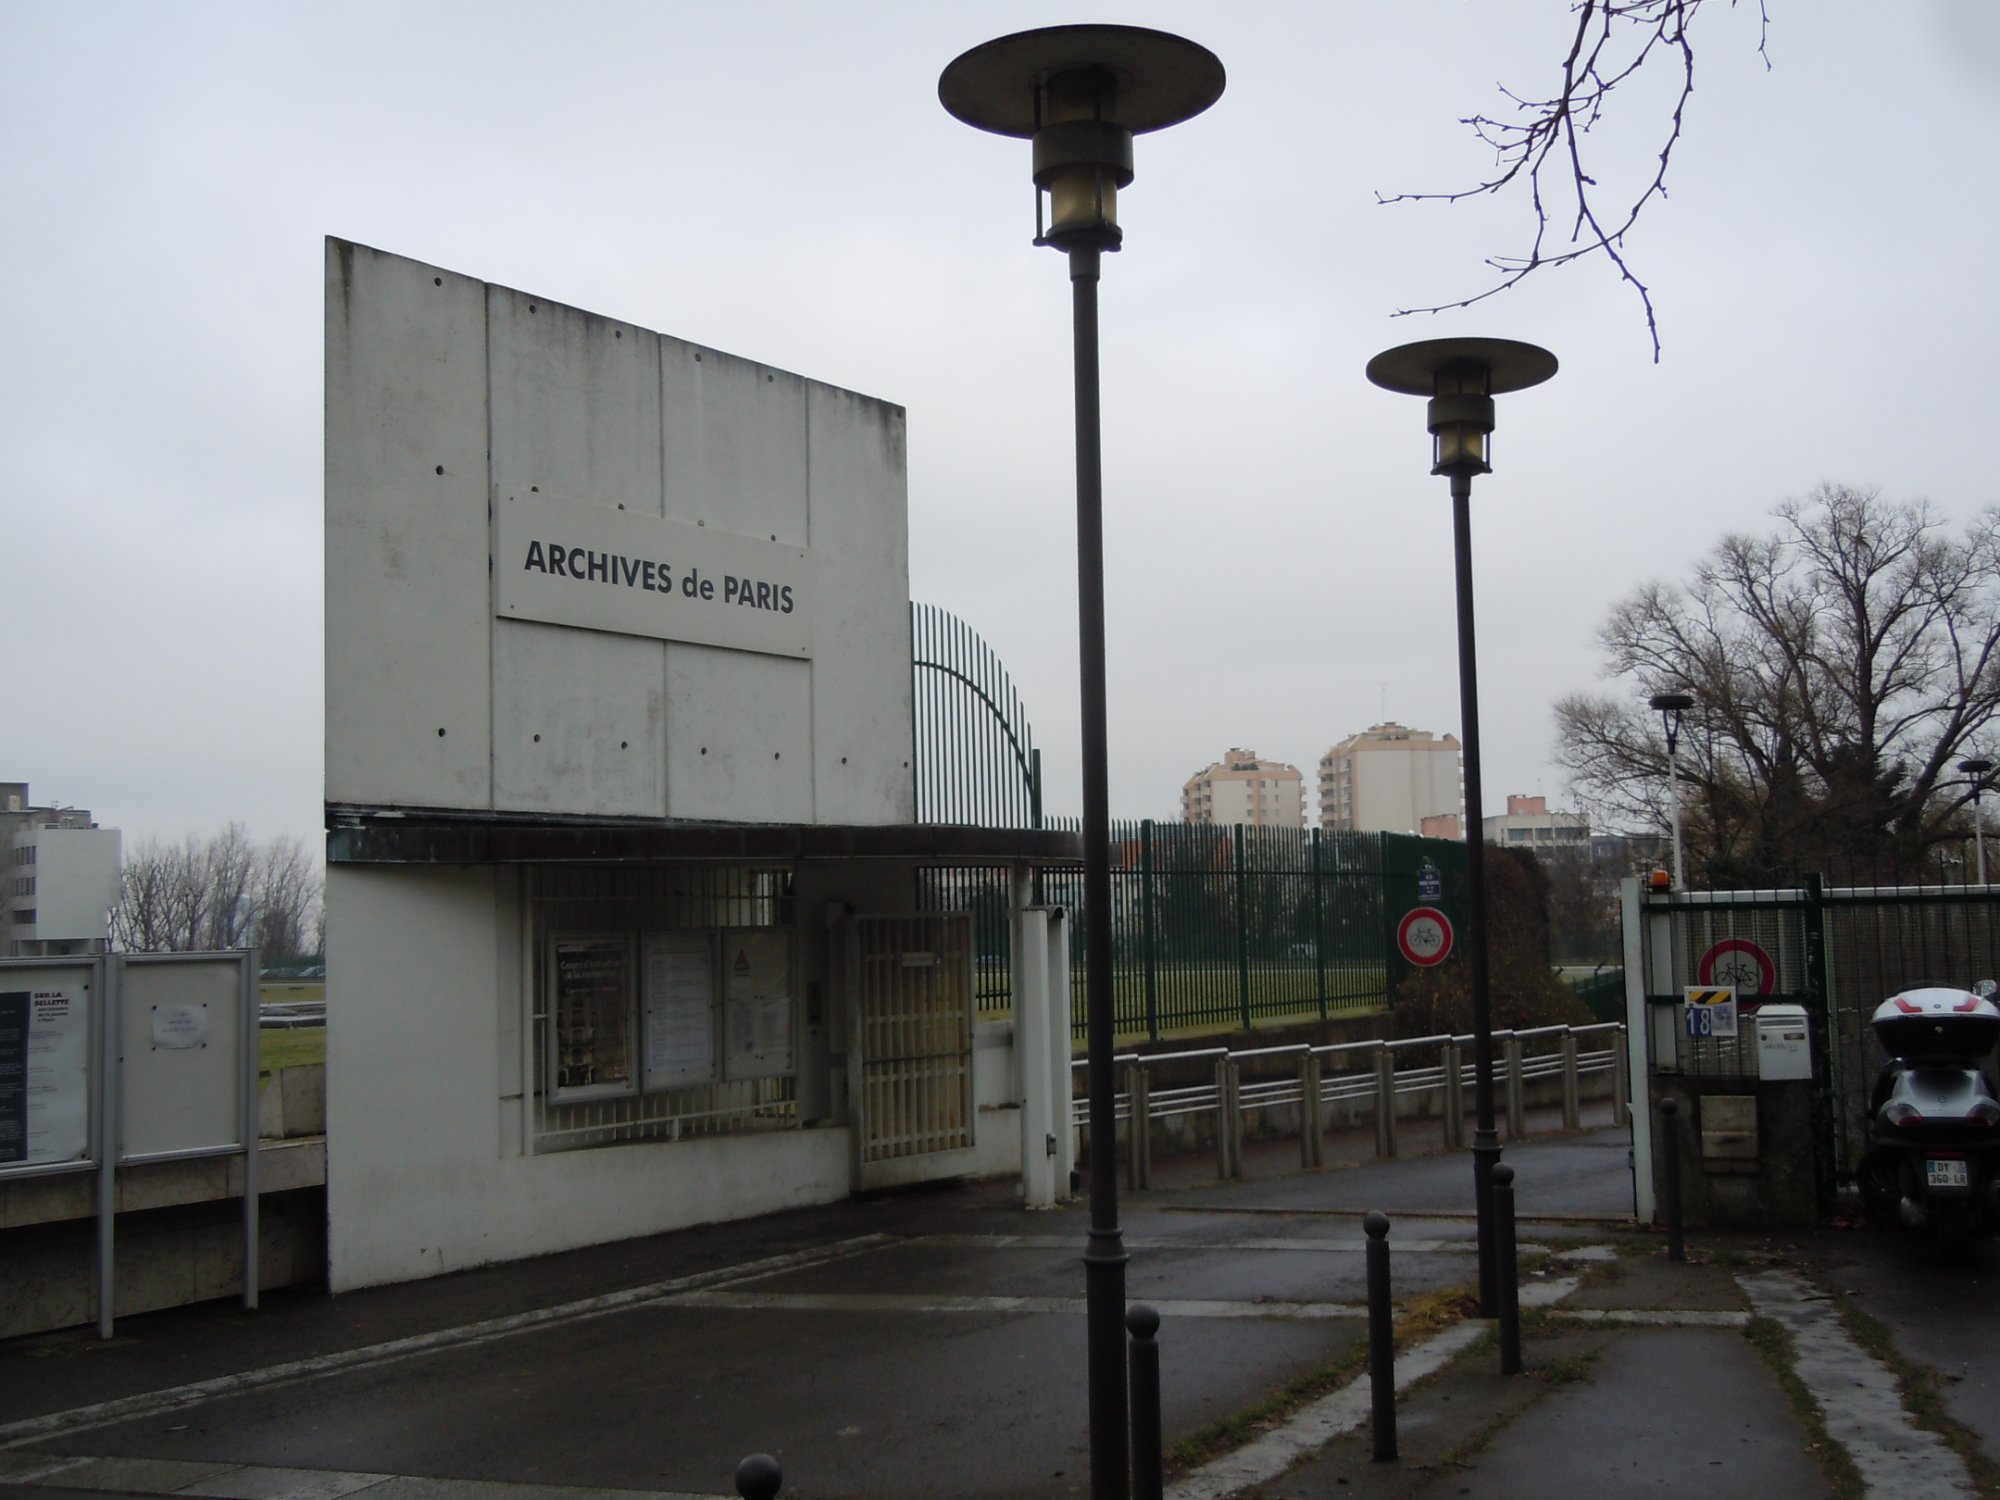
xmin=1366 ymin=336 xmax=1557 ymax=1317
xmin=940 ymin=28 xmax=1223 ymax=1500
xmin=1960 ymin=758 xmax=1993 ymax=886
xmin=1651 ymin=692 xmax=1695 ymax=888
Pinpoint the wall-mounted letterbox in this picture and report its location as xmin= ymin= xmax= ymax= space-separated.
xmin=1756 ymin=1003 xmax=1813 ymax=1081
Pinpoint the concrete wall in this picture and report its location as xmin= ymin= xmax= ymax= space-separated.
xmin=1648 ymin=1077 xmax=1819 ymax=1228
xmin=326 ymin=865 xmax=859 ymax=1292
xmin=325 ymin=238 xmax=912 ymax=827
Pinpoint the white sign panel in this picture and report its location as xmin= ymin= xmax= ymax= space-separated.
xmin=495 ymin=490 xmax=810 ymax=659
xmin=151 ymin=1003 xmax=209 ymax=1050
xmin=1684 ymin=985 xmax=1739 ymax=1039
xmin=0 ymin=987 xmax=88 ymax=1167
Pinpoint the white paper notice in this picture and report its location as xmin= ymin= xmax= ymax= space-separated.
xmin=0 ymin=988 xmax=88 ymax=1167
xmin=644 ymin=934 xmax=716 ymax=1090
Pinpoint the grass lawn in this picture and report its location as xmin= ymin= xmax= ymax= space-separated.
xmin=259 ymin=1026 xmax=325 ymax=1074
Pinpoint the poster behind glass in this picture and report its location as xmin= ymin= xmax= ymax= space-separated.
xmin=549 ymin=936 xmax=637 ymax=1101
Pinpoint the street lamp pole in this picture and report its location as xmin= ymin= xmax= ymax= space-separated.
xmin=941 ymin=31 xmax=1223 ymax=1500
xmin=1366 ymin=337 xmax=1557 ymax=1318
xmin=1960 ymin=758 xmax=1993 ymax=886
xmin=1651 ymin=693 xmax=1695 ymax=888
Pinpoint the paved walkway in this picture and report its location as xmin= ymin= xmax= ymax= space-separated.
xmin=1 ymin=1124 xmax=1993 ymax=1500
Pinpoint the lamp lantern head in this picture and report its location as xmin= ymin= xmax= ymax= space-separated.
xmin=939 ymin=25 xmax=1224 ymax=252
xmin=1366 ymin=337 xmax=1559 ymax=481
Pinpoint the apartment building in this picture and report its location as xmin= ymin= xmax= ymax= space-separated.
xmin=1482 ymin=793 xmax=1589 ymax=851
xmin=1318 ymin=722 xmax=1463 ymax=834
xmin=2 ymin=782 xmax=121 ymax=957
xmin=1181 ymin=749 xmax=1306 ymax=828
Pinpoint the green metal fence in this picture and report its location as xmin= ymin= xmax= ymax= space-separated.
xmin=918 ymin=821 xmax=1471 ymax=1042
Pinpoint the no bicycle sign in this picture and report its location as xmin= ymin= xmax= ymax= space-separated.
xmin=1396 ymin=907 xmax=1454 ymax=967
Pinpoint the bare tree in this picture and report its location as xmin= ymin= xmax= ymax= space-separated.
xmin=252 ymin=835 xmax=319 ymax=961
xmin=112 ymin=826 xmax=324 ymax=958
xmin=1383 ymin=0 xmax=1770 ymax=359
xmin=1555 ymin=485 xmax=2000 ymax=882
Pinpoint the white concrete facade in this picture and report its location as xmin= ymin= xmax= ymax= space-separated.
xmin=1181 ymin=749 xmax=1306 ymax=828
xmin=2 ymin=785 xmax=120 ymax=957
xmin=1317 ymin=723 xmax=1463 ymax=835
xmin=325 ymin=239 xmax=912 ymax=828
xmin=323 ymin=242 xmax=1068 ymax=1292
xmin=1484 ymin=794 xmax=1590 ymax=851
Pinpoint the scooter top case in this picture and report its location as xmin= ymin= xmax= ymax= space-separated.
xmin=1871 ymin=987 xmax=2000 ymax=1062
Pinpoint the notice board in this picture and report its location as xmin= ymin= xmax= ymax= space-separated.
xmin=722 ymin=929 xmax=792 ymax=1082
xmin=119 ymin=956 xmax=247 ymax=1160
xmin=0 ymin=972 xmax=91 ymax=1168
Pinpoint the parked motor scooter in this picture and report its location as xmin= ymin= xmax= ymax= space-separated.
xmin=1858 ymin=983 xmax=2000 ymax=1248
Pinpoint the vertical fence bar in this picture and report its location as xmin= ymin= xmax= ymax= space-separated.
xmin=1373 ymin=1043 xmax=1398 ymax=1159
xmin=1234 ymin=823 xmax=1252 ymax=1031
xmin=1141 ymin=819 xmax=1159 ymax=1041
xmin=1312 ymin=827 xmax=1329 ymax=1020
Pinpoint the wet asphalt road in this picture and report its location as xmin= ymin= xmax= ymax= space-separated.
xmin=18 ymin=1124 xmax=2000 ymax=1500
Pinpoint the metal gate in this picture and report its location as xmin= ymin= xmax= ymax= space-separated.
xmin=1628 ymin=878 xmax=2000 ymax=1209
xmin=848 ymin=912 xmax=977 ymax=1190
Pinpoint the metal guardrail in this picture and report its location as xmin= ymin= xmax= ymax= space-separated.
xmin=1072 ymin=1021 xmax=1628 ymax=1189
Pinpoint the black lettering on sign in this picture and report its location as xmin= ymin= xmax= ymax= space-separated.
xmin=523 ymin=540 xmax=547 ymax=573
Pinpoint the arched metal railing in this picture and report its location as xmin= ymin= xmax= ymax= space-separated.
xmin=911 ymin=602 xmax=1042 ymax=829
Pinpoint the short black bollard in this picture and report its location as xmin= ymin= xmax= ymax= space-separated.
xmin=1127 ymin=1303 xmax=1163 ymax=1500
xmin=1364 ymin=1209 xmax=1396 ymax=1462
xmin=1493 ymin=1163 xmax=1521 ymax=1375
xmin=735 ymin=1454 xmax=782 ymax=1500
xmin=1660 ymin=1097 xmax=1685 ymax=1262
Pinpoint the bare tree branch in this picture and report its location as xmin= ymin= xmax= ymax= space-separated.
xmin=1382 ymin=0 xmax=1771 ymax=361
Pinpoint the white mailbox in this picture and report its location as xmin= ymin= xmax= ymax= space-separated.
xmin=1756 ymin=1003 xmax=1813 ymax=1081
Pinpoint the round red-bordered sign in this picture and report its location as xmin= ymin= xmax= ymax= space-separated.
xmin=1396 ymin=906 xmax=1454 ymax=967
xmin=1697 ymin=937 xmax=1777 ymax=997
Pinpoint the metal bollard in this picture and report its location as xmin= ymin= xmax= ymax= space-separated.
xmin=1216 ymin=1058 xmax=1243 ymax=1179
xmin=1129 ymin=1062 xmax=1153 ymax=1192
xmin=735 ymin=1454 xmax=782 ymax=1500
xmin=1560 ymin=1033 xmax=1581 ymax=1130
xmin=1503 ymin=1034 xmax=1526 ymax=1140
xmin=1364 ymin=1210 xmax=1397 ymax=1462
xmin=1127 ymin=1304 xmax=1163 ymax=1500
xmin=1300 ymin=1051 xmax=1324 ymax=1169
xmin=1611 ymin=1026 xmax=1630 ymax=1126
xmin=1441 ymin=1038 xmax=1465 ymax=1150
xmin=1661 ymin=1097 xmax=1685 ymax=1262
xmin=1494 ymin=1164 xmax=1521 ymax=1375
xmin=1373 ymin=1045 xmax=1398 ymax=1159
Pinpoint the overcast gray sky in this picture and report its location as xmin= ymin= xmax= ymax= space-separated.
xmin=5 ymin=1 xmax=1996 ymax=850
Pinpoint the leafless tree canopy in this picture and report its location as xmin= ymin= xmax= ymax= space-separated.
xmin=111 ymin=825 xmax=323 ymax=958
xmin=1554 ymin=485 xmax=2000 ymax=883
xmin=1384 ymin=0 xmax=1770 ymax=360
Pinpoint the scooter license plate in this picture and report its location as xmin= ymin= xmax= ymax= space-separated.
xmin=1926 ymin=1158 xmax=1971 ymax=1190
